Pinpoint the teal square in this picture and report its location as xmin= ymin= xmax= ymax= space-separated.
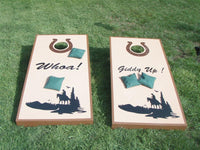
xmin=68 ymin=48 xmax=85 ymax=59
xmin=121 ymin=73 xmax=141 ymax=88
xmin=138 ymin=72 xmax=156 ymax=89
xmin=44 ymin=76 xmax=64 ymax=91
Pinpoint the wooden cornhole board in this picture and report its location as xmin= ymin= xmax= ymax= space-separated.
xmin=16 ymin=34 xmax=93 ymax=126
xmin=110 ymin=37 xmax=187 ymax=129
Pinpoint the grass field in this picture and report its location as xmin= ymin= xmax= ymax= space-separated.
xmin=0 ymin=0 xmax=200 ymax=149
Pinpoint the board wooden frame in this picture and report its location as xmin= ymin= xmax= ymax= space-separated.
xmin=16 ymin=34 xmax=93 ymax=126
xmin=110 ymin=37 xmax=187 ymax=130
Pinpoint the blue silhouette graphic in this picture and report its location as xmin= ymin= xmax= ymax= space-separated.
xmin=57 ymin=90 xmax=70 ymax=104
xmin=119 ymin=92 xmax=179 ymax=119
xmin=147 ymin=94 xmax=161 ymax=109
xmin=26 ymin=86 xmax=86 ymax=114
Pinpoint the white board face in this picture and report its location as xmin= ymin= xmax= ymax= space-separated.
xmin=110 ymin=37 xmax=187 ymax=129
xmin=16 ymin=35 xmax=93 ymax=126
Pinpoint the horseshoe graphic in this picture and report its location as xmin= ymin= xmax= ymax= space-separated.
xmin=126 ymin=41 xmax=149 ymax=56
xmin=49 ymin=38 xmax=73 ymax=53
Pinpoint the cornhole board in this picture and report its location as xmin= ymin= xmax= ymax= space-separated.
xmin=16 ymin=34 xmax=93 ymax=126
xmin=110 ymin=37 xmax=187 ymax=130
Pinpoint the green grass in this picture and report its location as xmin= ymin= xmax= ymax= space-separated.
xmin=131 ymin=45 xmax=145 ymax=53
xmin=54 ymin=42 xmax=68 ymax=50
xmin=0 ymin=0 xmax=200 ymax=149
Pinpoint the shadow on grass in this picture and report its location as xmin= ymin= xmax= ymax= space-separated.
xmin=89 ymin=47 xmax=111 ymax=126
xmin=11 ymin=45 xmax=33 ymax=123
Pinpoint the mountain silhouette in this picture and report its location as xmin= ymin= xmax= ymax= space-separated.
xmin=26 ymin=86 xmax=85 ymax=114
xmin=119 ymin=92 xmax=179 ymax=119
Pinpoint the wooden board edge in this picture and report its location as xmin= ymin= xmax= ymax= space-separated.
xmin=112 ymin=121 xmax=187 ymax=130
xmin=35 ymin=34 xmax=89 ymax=36
xmin=16 ymin=118 xmax=93 ymax=127
xmin=109 ymin=37 xmax=115 ymax=128
xmin=86 ymin=34 xmax=94 ymax=123
xmin=109 ymin=36 xmax=161 ymax=41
